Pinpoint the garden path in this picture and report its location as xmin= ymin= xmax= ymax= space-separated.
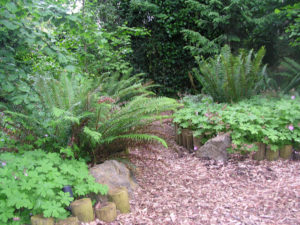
xmin=91 ymin=118 xmax=300 ymax=225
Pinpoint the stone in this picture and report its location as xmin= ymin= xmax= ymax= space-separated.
xmin=89 ymin=160 xmax=137 ymax=194
xmin=56 ymin=217 xmax=79 ymax=225
xmin=31 ymin=215 xmax=54 ymax=225
xmin=195 ymin=133 xmax=231 ymax=162
xmin=70 ymin=198 xmax=94 ymax=222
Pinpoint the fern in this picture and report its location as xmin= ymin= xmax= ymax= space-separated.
xmin=34 ymin=73 xmax=180 ymax=161
xmin=193 ymin=45 xmax=267 ymax=103
xmin=273 ymin=57 xmax=300 ymax=94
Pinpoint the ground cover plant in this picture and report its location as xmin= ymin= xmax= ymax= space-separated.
xmin=0 ymin=150 xmax=108 ymax=224
xmin=174 ymin=94 xmax=300 ymax=152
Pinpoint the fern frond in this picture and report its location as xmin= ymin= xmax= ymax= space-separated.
xmin=102 ymin=134 xmax=168 ymax=148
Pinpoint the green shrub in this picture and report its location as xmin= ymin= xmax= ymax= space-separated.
xmin=0 ymin=150 xmax=108 ymax=224
xmin=174 ymin=94 xmax=300 ymax=152
xmin=193 ymin=45 xmax=267 ymax=103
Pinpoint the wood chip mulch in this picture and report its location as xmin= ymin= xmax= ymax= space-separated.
xmin=88 ymin=119 xmax=300 ymax=225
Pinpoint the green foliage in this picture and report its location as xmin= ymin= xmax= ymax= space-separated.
xmin=276 ymin=3 xmax=300 ymax=47
xmin=33 ymin=73 xmax=179 ymax=161
xmin=174 ymin=94 xmax=300 ymax=152
xmin=273 ymin=57 xmax=300 ymax=94
xmin=193 ymin=45 xmax=267 ymax=103
xmin=0 ymin=150 xmax=107 ymax=224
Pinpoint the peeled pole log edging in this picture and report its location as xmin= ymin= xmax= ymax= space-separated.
xmin=108 ymin=187 xmax=130 ymax=213
xmin=181 ymin=128 xmax=194 ymax=152
xmin=265 ymin=145 xmax=279 ymax=161
xmin=70 ymin=198 xmax=94 ymax=222
xmin=95 ymin=202 xmax=117 ymax=222
xmin=31 ymin=215 xmax=54 ymax=225
xmin=279 ymin=145 xmax=293 ymax=159
xmin=253 ymin=142 xmax=266 ymax=161
xmin=56 ymin=217 xmax=79 ymax=225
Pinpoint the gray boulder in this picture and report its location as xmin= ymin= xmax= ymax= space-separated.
xmin=89 ymin=160 xmax=138 ymax=194
xmin=195 ymin=133 xmax=231 ymax=162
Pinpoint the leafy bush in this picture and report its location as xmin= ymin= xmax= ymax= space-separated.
xmin=0 ymin=150 xmax=107 ymax=224
xmin=174 ymin=94 xmax=300 ymax=152
xmin=193 ymin=45 xmax=267 ymax=103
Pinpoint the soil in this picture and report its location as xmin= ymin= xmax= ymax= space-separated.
xmin=86 ymin=117 xmax=300 ymax=225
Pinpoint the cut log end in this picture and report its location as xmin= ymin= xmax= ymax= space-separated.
xmin=31 ymin=215 xmax=54 ymax=225
xmin=265 ymin=146 xmax=279 ymax=161
xmin=70 ymin=198 xmax=94 ymax=222
xmin=253 ymin=142 xmax=266 ymax=161
xmin=95 ymin=202 xmax=117 ymax=222
xmin=279 ymin=145 xmax=293 ymax=160
xmin=108 ymin=187 xmax=130 ymax=213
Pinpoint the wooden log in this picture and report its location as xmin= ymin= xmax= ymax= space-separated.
xmin=95 ymin=202 xmax=117 ymax=222
xmin=186 ymin=130 xmax=194 ymax=152
xmin=178 ymin=130 xmax=183 ymax=146
xmin=181 ymin=129 xmax=188 ymax=148
xmin=253 ymin=142 xmax=266 ymax=161
xmin=279 ymin=145 xmax=293 ymax=159
xmin=31 ymin=215 xmax=54 ymax=225
xmin=56 ymin=217 xmax=79 ymax=225
xmin=174 ymin=123 xmax=179 ymax=144
xmin=193 ymin=135 xmax=202 ymax=151
xmin=108 ymin=187 xmax=130 ymax=213
xmin=265 ymin=145 xmax=279 ymax=161
xmin=70 ymin=198 xmax=94 ymax=222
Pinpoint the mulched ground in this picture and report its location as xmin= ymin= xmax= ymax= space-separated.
xmin=86 ymin=118 xmax=300 ymax=225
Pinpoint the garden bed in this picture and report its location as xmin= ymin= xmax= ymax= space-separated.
xmin=103 ymin=118 xmax=300 ymax=225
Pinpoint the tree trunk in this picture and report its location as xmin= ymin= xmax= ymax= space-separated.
xmin=70 ymin=198 xmax=94 ymax=222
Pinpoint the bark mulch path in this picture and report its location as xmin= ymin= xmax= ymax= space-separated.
xmin=89 ymin=119 xmax=300 ymax=225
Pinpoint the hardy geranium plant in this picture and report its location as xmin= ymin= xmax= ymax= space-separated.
xmin=173 ymin=94 xmax=300 ymax=152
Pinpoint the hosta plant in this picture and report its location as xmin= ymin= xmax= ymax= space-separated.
xmin=0 ymin=150 xmax=108 ymax=224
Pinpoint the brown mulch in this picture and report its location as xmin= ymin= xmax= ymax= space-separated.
xmin=87 ymin=118 xmax=300 ymax=225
